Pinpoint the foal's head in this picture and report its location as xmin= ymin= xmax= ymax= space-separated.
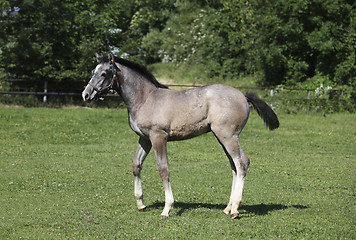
xmin=82 ymin=53 xmax=119 ymax=102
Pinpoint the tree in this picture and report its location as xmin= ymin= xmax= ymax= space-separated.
xmin=243 ymin=0 xmax=355 ymax=87
xmin=122 ymin=0 xmax=176 ymax=64
xmin=0 ymin=0 xmax=133 ymax=90
xmin=0 ymin=0 xmax=354 ymax=93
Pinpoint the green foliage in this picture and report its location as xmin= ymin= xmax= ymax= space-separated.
xmin=0 ymin=108 xmax=355 ymax=239
xmin=140 ymin=0 xmax=354 ymax=91
xmin=121 ymin=0 xmax=176 ymax=64
xmin=0 ymin=0 xmax=354 ymax=102
xmin=265 ymin=89 xmax=355 ymax=114
xmin=0 ymin=0 xmax=133 ymax=88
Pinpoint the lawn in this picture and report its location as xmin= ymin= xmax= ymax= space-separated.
xmin=0 ymin=107 xmax=355 ymax=239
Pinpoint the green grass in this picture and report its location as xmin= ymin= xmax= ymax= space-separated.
xmin=0 ymin=107 xmax=355 ymax=239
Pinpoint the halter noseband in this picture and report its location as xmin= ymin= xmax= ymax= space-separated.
xmin=89 ymin=59 xmax=120 ymax=97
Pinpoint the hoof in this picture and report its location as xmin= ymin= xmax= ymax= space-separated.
xmin=160 ymin=214 xmax=169 ymax=218
xmin=139 ymin=207 xmax=146 ymax=212
xmin=223 ymin=210 xmax=230 ymax=215
xmin=230 ymin=212 xmax=239 ymax=219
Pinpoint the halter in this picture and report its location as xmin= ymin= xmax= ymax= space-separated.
xmin=89 ymin=59 xmax=120 ymax=97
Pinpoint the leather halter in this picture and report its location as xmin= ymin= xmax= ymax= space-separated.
xmin=89 ymin=60 xmax=120 ymax=97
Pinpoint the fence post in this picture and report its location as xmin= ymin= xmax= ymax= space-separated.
xmin=307 ymin=90 xmax=310 ymax=100
xmin=270 ymin=88 xmax=274 ymax=97
xmin=43 ymin=80 xmax=48 ymax=103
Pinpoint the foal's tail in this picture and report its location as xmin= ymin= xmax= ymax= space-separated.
xmin=245 ymin=93 xmax=279 ymax=130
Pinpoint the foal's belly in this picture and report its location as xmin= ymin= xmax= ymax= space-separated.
xmin=168 ymin=119 xmax=211 ymax=141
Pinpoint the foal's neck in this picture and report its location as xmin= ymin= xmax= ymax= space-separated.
xmin=116 ymin=65 xmax=157 ymax=113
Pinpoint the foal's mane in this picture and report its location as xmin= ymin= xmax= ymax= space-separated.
xmin=99 ymin=55 xmax=168 ymax=89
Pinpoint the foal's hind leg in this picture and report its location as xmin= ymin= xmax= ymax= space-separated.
xmin=214 ymin=132 xmax=250 ymax=219
xmin=132 ymin=137 xmax=152 ymax=211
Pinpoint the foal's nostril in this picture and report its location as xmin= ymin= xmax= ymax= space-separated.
xmin=84 ymin=93 xmax=89 ymax=101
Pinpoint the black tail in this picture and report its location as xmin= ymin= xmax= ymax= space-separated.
xmin=245 ymin=93 xmax=279 ymax=130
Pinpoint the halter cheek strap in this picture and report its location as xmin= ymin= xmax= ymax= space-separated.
xmin=111 ymin=59 xmax=120 ymax=74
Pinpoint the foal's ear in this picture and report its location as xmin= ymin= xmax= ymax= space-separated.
xmin=108 ymin=52 xmax=115 ymax=63
xmin=95 ymin=53 xmax=101 ymax=63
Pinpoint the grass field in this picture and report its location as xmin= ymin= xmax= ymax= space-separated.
xmin=0 ymin=107 xmax=355 ymax=239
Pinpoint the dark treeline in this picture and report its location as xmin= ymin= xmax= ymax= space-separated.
xmin=0 ymin=0 xmax=354 ymax=95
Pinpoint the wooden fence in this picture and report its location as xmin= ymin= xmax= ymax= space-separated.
xmin=0 ymin=78 xmax=344 ymax=103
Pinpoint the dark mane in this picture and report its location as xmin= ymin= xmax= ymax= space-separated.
xmin=99 ymin=55 xmax=168 ymax=89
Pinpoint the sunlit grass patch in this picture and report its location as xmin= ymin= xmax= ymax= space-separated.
xmin=0 ymin=108 xmax=354 ymax=239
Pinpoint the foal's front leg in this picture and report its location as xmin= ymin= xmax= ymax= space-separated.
xmin=150 ymin=132 xmax=174 ymax=218
xmin=132 ymin=137 xmax=152 ymax=211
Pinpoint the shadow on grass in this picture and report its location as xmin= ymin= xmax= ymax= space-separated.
xmin=148 ymin=201 xmax=308 ymax=217
xmin=241 ymin=203 xmax=308 ymax=216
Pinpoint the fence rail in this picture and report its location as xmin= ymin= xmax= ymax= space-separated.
xmin=0 ymin=79 xmax=344 ymax=103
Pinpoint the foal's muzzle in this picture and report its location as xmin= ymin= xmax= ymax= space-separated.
xmin=82 ymin=85 xmax=97 ymax=102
